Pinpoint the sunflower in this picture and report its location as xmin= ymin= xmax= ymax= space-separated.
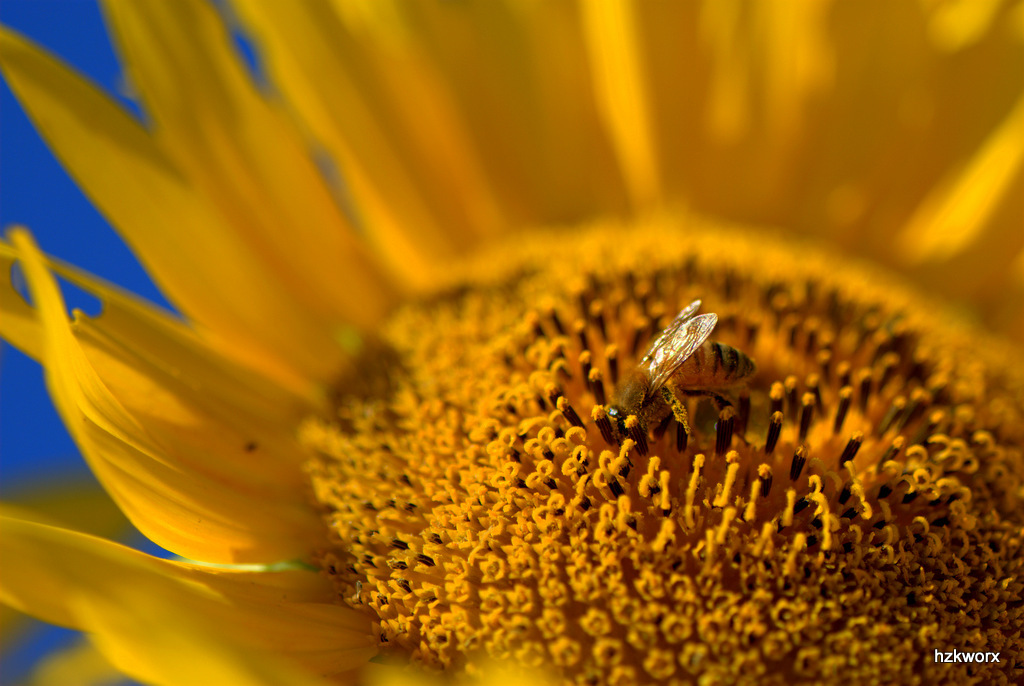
xmin=2 ymin=1 xmax=1023 ymax=685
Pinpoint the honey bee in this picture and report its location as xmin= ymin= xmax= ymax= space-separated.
xmin=607 ymin=299 xmax=756 ymax=441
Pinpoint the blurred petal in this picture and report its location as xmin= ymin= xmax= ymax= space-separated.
xmin=0 ymin=25 xmax=386 ymax=388
xmin=0 ymin=606 xmax=32 ymax=648
xmin=100 ymin=0 xmax=397 ymax=322
xmin=0 ymin=243 xmax=43 ymax=359
xmin=581 ymin=0 xmax=661 ymax=210
xmin=2 ymin=477 xmax=132 ymax=542
xmin=896 ymin=92 xmax=1024 ymax=263
xmin=288 ymin=0 xmax=509 ymax=242
xmin=25 ymin=637 xmax=123 ymax=686
xmin=235 ymin=0 xmax=628 ymax=282
xmin=0 ymin=512 xmax=376 ymax=686
xmin=229 ymin=0 xmax=465 ymax=286
xmin=925 ymin=0 xmax=1004 ymax=51
xmin=4 ymin=230 xmax=328 ymax=563
xmin=397 ymin=0 xmax=629 ymax=225
xmin=366 ymin=659 xmax=558 ymax=686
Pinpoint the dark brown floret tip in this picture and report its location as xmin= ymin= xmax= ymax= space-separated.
xmin=300 ymin=226 xmax=1024 ymax=685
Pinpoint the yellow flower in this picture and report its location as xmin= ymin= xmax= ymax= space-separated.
xmin=2 ymin=1 xmax=1023 ymax=685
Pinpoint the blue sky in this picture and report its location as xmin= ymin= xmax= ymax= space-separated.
xmin=1 ymin=3 xmax=171 ymax=682
xmin=1 ymin=1 xmax=172 ymax=491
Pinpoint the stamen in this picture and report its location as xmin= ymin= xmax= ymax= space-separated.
xmin=546 ymin=383 xmax=563 ymax=406
xmin=625 ymin=415 xmax=648 ymax=457
xmin=817 ymin=349 xmax=833 ymax=384
xmin=790 ymin=445 xmax=808 ymax=481
xmin=759 ymin=464 xmax=773 ymax=498
xmin=877 ymin=436 xmax=906 ymax=468
xmin=838 ymin=433 xmax=864 ymax=467
xmin=784 ymin=376 xmax=799 ymax=422
xmin=737 ymin=389 xmax=751 ymax=438
xmin=716 ymin=407 xmax=735 ymax=457
xmin=798 ymin=393 xmax=815 ymax=441
xmin=806 ymin=374 xmax=823 ymax=413
xmin=765 ymin=412 xmax=784 ymax=455
xmin=545 ymin=304 xmax=566 ymax=335
xmin=833 ymin=387 xmax=853 ymax=434
xmin=588 ymin=367 xmax=607 ymax=406
xmin=909 ymin=410 xmax=945 ymax=447
xmin=837 ymin=361 xmax=852 ymax=388
xmin=573 ymin=281 xmax=591 ymax=318
xmin=607 ymin=475 xmax=625 ymax=498
xmin=712 ymin=451 xmax=741 ymax=507
xmin=552 ymin=359 xmax=573 ymax=382
xmin=630 ymin=316 xmax=650 ymax=356
xmin=878 ymin=397 xmax=907 ymax=435
xmin=878 ymin=352 xmax=900 ymax=391
xmin=557 ymin=397 xmax=585 ymax=429
xmin=838 ymin=482 xmax=852 ymax=505
xmin=592 ymin=405 xmax=617 ymax=446
xmin=606 ymin=345 xmax=619 ymax=386
xmin=589 ymin=300 xmax=607 ymax=341
xmin=676 ymin=421 xmax=688 ymax=453
xmin=869 ymin=330 xmax=894 ymax=366
xmin=769 ymin=383 xmax=785 ymax=417
xmin=785 ymin=315 xmax=800 ymax=349
xmin=804 ymin=318 xmax=819 ymax=354
xmin=579 ymin=350 xmax=592 ymax=385
xmin=653 ymin=413 xmax=673 ymax=441
xmin=897 ymin=388 xmax=931 ymax=432
xmin=574 ymin=319 xmax=590 ymax=352
xmin=856 ymin=368 xmax=873 ymax=414
xmin=527 ymin=311 xmax=545 ymax=339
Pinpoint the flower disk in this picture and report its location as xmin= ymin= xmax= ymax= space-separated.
xmin=302 ymin=223 xmax=1024 ymax=685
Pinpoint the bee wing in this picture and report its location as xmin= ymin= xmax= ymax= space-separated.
xmin=673 ymin=298 xmax=703 ymax=325
xmin=640 ymin=300 xmax=702 ymax=365
xmin=646 ymin=313 xmax=718 ymax=392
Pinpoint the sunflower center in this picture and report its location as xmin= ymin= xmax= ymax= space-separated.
xmin=301 ymin=222 xmax=1024 ymax=684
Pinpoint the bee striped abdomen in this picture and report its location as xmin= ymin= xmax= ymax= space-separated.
xmin=680 ymin=341 xmax=756 ymax=389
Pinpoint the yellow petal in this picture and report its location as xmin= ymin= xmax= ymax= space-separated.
xmin=0 ymin=605 xmax=32 ymax=647
xmin=0 ymin=244 xmax=43 ymax=359
xmin=1 ymin=475 xmax=134 ymax=684
xmin=925 ymin=0 xmax=1004 ymax=52
xmin=896 ymin=91 xmax=1024 ymax=264
xmin=235 ymin=0 xmax=628 ymax=282
xmin=0 ymin=26 xmax=384 ymax=388
xmin=232 ymin=0 xmax=469 ymax=285
xmin=581 ymin=0 xmax=661 ymax=211
xmin=307 ymin=0 xmax=509 ymax=242
xmin=360 ymin=0 xmax=628 ymax=227
xmin=4 ymin=230 xmax=328 ymax=563
xmin=0 ymin=512 xmax=375 ymax=686
xmin=100 ymin=0 xmax=397 ymax=324
xmin=24 ymin=637 xmax=124 ymax=686
xmin=366 ymin=660 xmax=558 ymax=686
xmin=2 ymin=476 xmax=132 ymax=542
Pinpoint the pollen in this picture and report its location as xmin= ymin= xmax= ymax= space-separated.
xmin=301 ymin=221 xmax=1024 ymax=684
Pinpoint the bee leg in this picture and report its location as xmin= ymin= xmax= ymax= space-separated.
xmin=682 ymin=390 xmax=732 ymax=411
xmin=707 ymin=392 xmax=732 ymax=411
xmin=660 ymin=387 xmax=691 ymax=436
